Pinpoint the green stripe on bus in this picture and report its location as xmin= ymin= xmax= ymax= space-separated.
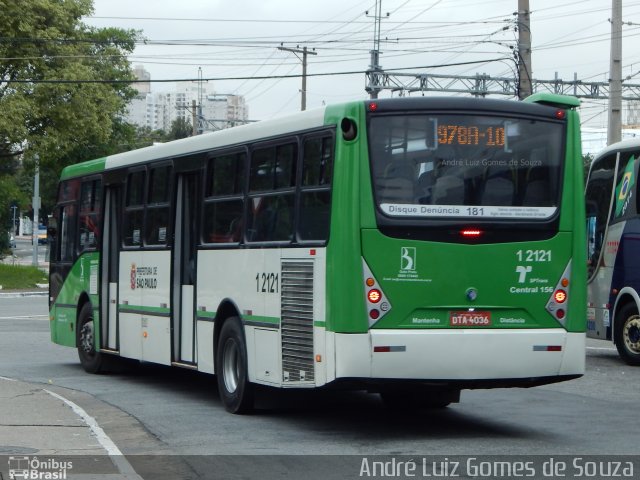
xmin=118 ymin=304 xmax=171 ymax=316
xmin=60 ymin=157 xmax=106 ymax=180
xmin=243 ymin=315 xmax=280 ymax=326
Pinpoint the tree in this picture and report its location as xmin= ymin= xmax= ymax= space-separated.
xmin=167 ymin=117 xmax=193 ymax=141
xmin=0 ymin=0 xmax=139 ymax=222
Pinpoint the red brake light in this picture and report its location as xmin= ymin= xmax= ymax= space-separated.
xmin=461 ymin=229 xmax=482 ymax=237
xmin=368 ymin=102 xmax=378 ymax=111
xmin=554 ymin=289 xmax=567 ymax=303
xmin=555 ymin=109 xmax=566 ymax=120
xmin=368 ymin=289 xmax=382 ymax=303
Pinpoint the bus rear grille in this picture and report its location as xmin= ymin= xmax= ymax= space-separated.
xmin=281 ymin=260 xmax=315 ymax=383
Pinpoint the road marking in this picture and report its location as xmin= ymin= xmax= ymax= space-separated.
xmin=0 ymin=376 xmax=17 ymax=381
xmin=0 ymin=315 xmax=49 ymax=320
xmin=44 ymin=389 xmax=142 ymax=479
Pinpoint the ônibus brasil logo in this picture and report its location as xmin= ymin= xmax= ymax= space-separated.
xmin=8 ymin=456 xmax=72 ymax=479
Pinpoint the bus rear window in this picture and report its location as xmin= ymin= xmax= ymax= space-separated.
xmin=368 ymin=114 xmax=564 ymax=220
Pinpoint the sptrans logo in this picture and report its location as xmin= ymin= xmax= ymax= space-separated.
xmin=450 ymin=311 xmax=492 ymax=326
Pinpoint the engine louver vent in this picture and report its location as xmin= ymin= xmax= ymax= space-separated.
xmin=281 ymin=260 xmax=315 ymax=383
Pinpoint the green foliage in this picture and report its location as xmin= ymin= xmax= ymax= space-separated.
xmin=0 ymin=264 xmax=48 ymax=289
xmin=168 ymin=117 xmax=193 ymax=141
xmin=132 ymin=126 xmax=169 ymax=148
xmin=0 ymin=176 xmax=28 ymax=251
xmin=0 ymin=0 xmax=139 ymax=218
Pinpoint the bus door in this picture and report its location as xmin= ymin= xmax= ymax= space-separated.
xmin=172 ymin=173 xmax=199 ymax=364
xmin=101 ymin=186 xmax=121 ymax=351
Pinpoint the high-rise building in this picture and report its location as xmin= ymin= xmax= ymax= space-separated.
xmin=124 ymin=69 xmax=250 ymax=134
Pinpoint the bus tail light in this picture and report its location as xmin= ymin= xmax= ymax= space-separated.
xmin=461 ymin=228 xmax=482 ymax=238
xmin=362 ymin=259 xmax=392 ymax=327
xmin=545 ymin=261 xmax=571 ymax=326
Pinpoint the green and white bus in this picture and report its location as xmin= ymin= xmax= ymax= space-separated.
xmin=49 ymin=94 xmax=586 ymax=413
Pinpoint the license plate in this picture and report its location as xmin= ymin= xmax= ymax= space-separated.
xmin=449 ymin=311 xmax=492 ymax=326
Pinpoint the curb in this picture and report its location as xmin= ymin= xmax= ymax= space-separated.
xmin=0 ymin=291 xmax=48 ymax=298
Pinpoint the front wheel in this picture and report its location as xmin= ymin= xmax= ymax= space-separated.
xmin=615 ymin=304 xmax=640 ymax=366
xmin=215 ymin=317 xmax=254 ymax=414
xmin=77 ymin=303 xmax=104 ymax=373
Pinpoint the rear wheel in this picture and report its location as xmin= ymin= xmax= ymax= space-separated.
xmin=77 ymin=303 xmax=104 ymax=373
xmin=615 ymin=304 xmax=640 ymax=366
xmin=216 ymin=317 xmax=254 ymax=414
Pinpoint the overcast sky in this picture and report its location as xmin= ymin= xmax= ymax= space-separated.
xmin=85 ymin=0 xmax=639 ymax=130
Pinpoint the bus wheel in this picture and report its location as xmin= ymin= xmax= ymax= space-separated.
xmin=215 ymin=317 xmax=254 ymax=414
xmin=77 ymin=303 xmax=103 ymax=374
xmin=615 ymin=304 xmax=640 ymax=366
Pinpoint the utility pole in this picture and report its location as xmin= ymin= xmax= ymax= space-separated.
xmin=365 ymin=0 xmax=388 ymax=99
xmin=32 ymin=155 xmax=40 ymax=267
xmin=191 ymin=99 xmax=197 ymax=136
xmin=517 ymin=0 xmax=532 ymax=99
xmin=278 ymin=45 xmax=317 ymax=111
xmin=608 ymin=0 xmax=623 ymax=145
xmin=197 ymin=67 xmax=204 ymax=134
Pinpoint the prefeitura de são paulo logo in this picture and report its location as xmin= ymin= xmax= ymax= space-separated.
xmin=130 ymin=263 xmax=137 ymax=290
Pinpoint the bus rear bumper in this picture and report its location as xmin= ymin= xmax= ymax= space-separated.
xmin=333 ymin=329 xmax=585 ymax=383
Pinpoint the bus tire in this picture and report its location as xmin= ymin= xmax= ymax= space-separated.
xmin=215 ymin=317 xmax=254 ymax=414
xmin=614 ymin=304 xmax=640 ymax=366
xmin=77 ymin=302 xmax=104 ymax=374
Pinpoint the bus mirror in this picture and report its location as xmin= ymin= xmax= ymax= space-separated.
xmin=341 ymin=118 xmax=358 ymax=141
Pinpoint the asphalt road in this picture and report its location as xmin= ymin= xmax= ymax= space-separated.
xmin=1 ymin=294 xmax=638 ymax=459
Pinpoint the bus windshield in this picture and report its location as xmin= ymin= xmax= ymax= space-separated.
xmin=369 ymin=113 xmax=564 ymax=220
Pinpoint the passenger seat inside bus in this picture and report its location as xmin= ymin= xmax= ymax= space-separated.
xmin=481 ymin=165 xmax=515 ymax=205
xmin=522 ymin=166 xmax=552 ymax=206
xmin=378 ymin=163 xmax=415 ymax=204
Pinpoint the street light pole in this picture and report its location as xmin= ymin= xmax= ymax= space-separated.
xmin=32 ymin=155 xmax=40 ymax=267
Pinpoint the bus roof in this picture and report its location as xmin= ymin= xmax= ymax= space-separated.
xmin=593 ymin=137 xmax=640 ymax=160
xmin=59 ymin=94 xmax=581 ymax=181
xmin=60 ymin=105 xmax=328 ymax=180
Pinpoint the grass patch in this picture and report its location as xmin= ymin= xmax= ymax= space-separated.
xmin=0 ymin=264 xmax=48 ymax=290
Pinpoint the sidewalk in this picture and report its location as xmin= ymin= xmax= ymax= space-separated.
xmin=0 ymin=377 xmax=150 ymax=478
xmin=0 ymin=377 xmax=108 ymax=456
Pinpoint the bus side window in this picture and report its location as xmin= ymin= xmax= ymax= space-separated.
xmin=249 ymin=194 xmax=294 ymax=242
xmin=145 ymin=165 xmax=172 ymax=246
xmin=204 ymin=152 xmax=245 ymax=244
xmin=123 ymin=170 xmax=146 ymax=247
xmin=299 ymin=135 xmax=333 ymax=241
xmin=248 ymin=142 xmax=297 ymax=243
xmin=78 ymin=179 xmax=102 ymax=251
xmin=585 ymin=153 xmax=617 ymax=278
xmin=59 ymin=204 xmax=77 ymax=262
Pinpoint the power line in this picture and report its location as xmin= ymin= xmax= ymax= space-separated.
xmin=2 ymin=58 xmax=510 ymax=84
